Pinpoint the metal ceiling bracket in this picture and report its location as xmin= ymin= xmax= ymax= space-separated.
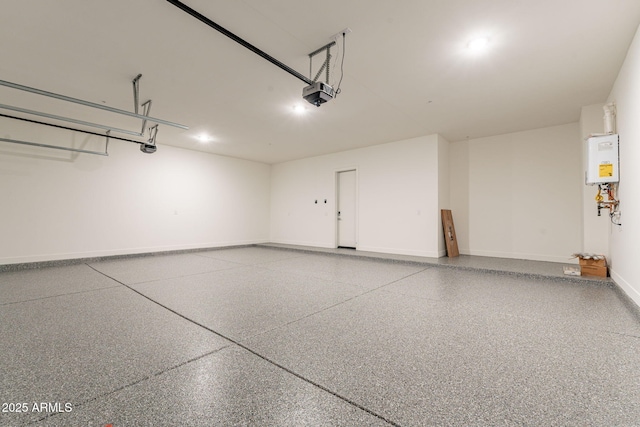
xmin=148 ymin=124 xmax=159 ymax=146
xmin=105 ymin=130 xmax=111 ymax=154
xmin=308 ymin=42 xmax=335 ymax=84
xmin=312 ymin=52 xmax=332 ymax=83
xmin=139 ymin=124 xmax=159 ymax=154
xmin=140 ymin=100 xmax=152 ymax=135
xmin=132 ymin=74 xmax=142 ymax=115
xmin=132 ymin=74 xmax=154 ymax=136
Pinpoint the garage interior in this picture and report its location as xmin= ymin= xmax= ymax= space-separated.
xmin=1 ymin=1 xmax=640 ymax=425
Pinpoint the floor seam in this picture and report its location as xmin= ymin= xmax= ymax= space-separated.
xmin=242 ymin=267 xmax=431 ymax=340
xmin=601 ymin=330 xmax=640 ymax=339
xmin=256 ymin=261 xmax=433 ymax=289
xmin=27 ymin=345 xmax=234 ymax=425
xmin=85 ymin=263 xmax=403 ymax=427
xmin=87 ymin=261 xmax=247 ymax=286
xmin=0 ymin=284 xmax=123 ymax=307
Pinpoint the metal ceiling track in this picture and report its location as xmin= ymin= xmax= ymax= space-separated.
xmin=0 ymin=112 xmax=112 ymax=156
xmin=0 ymin=112 xmax=162 ymax=156
xmin=0 ymin=74 xmax=180 ymax=156
xmin=0 ymin=103 xmax=142 ymax=137
xmin=0 ymin=78 xmax=188 ymax=130
xmin=165 ymin=0 xmax=318 ymax=86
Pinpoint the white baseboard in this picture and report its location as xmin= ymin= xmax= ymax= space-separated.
xmin=0 ymin=239 xmax=269 ymax=265
xmin=268 ymin=239 xmax=336 ymax=249
xmin=459 ymin=249 xmax=576 ymax=264
xmin=610 ymin=269 xmax=640 ymax=309
xmin=357 ymin=245 xmax=440 ymax=258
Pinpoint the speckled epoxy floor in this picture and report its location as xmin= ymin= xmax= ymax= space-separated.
xmin=1 ymin=246 xmax=639 ymax=426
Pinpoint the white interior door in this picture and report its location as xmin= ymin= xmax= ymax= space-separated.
xmin=337 ymin=170 xmax=357 ymax=248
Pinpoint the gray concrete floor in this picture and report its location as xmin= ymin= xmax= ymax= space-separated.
xmin=1 ymin=245 xmax=639 ymax=426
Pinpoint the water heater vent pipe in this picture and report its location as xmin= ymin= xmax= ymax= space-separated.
xmin=604 ymin=102 xmax=616 ymax=134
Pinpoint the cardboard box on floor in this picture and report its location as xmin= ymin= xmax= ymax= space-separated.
xmin=579 ymin=257 xmax=608 ymax=277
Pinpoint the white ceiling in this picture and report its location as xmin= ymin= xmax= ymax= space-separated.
xmin=1 ymin=0 xmax=639 ymax=164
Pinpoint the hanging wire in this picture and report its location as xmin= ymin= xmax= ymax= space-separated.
xmin=331 ymin=35 xmax=341 ymax=85
xmin=334 ymin=33 xmax=346 ymax=97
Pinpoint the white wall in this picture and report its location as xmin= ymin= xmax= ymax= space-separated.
xmin=449 ymin=139 xmax=470 ymax=257
xmin=579 ymin=103 xmax=610 ymax=257
xmin=607 ymin=25 xmax=640 ymax=307
xmin=270 ymin=135 xmax=444 ymax=257
xmin=0 ymin=120 xmax=271 ymax=264
xmin=437 ymin=135 xmax=451 ymax=256
xmin=450 ymin=123 xmax=583 ymax=262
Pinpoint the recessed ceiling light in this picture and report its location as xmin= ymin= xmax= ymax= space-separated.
xmin=292 ymin=103 xmax=308 ymax=115
xmin=195 ymin=134 xmax=213 ymax=143
xmin=468 ymin=37 xmax=490 ymax=52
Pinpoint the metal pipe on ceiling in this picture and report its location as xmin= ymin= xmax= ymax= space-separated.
xmin=0 ymin=79 xmax=189 ymax=130
xmin=165 ymin=0 xmax=314 ymax=86
xmin=0 ymin=103 xmax=142 ymax=137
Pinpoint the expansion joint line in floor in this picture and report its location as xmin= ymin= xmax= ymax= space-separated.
xmin=85 ymin=263 xmax=404 ymax=427
xmin=253 ymin=266 xmax=432 ymax=339
xmin=29 ymin=346 xmax=232 ymax=425
xmin=0 ymin=284 xmax=122 ymax=307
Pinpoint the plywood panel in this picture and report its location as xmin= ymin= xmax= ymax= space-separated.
xmin=441 ymin=209 xmax=459 ymax=257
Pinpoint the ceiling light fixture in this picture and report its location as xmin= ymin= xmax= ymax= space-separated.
xmin=195 ymin=134 xmax=213 ymax=143
xmin=467 ymin=37 xmax=490 ymax=52
xmin=292 ymin=104 xmax=308 ymax=115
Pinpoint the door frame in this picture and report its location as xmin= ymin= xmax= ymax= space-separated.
xmin=335 ymin=167 xmax=358 ymax=249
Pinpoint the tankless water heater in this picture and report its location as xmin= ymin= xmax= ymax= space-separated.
xmin=586 ymin=134 xmax=619 ymax=185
